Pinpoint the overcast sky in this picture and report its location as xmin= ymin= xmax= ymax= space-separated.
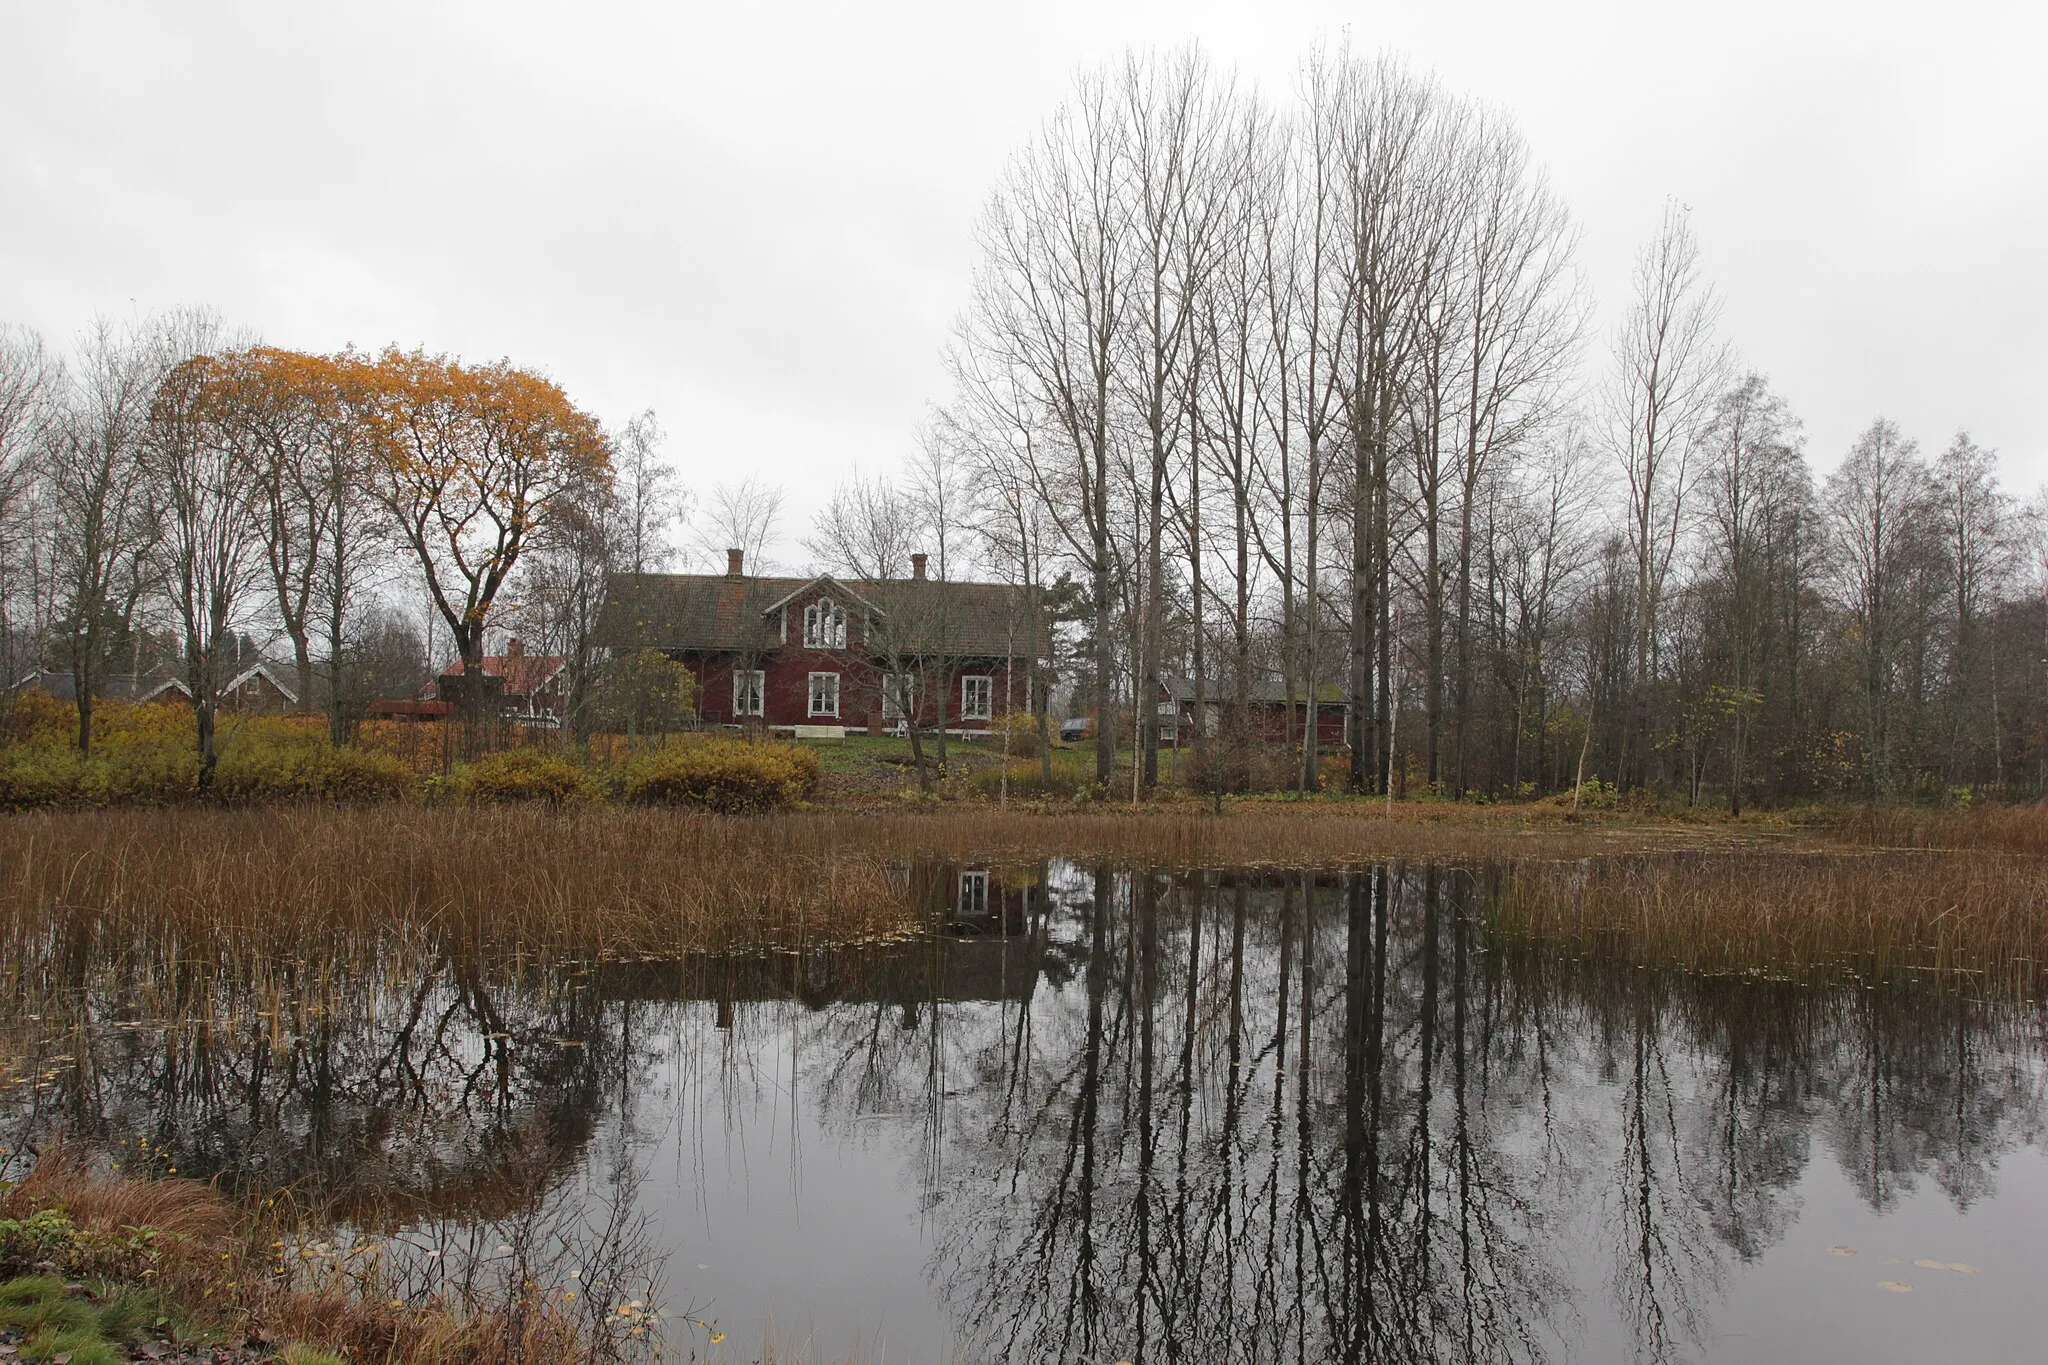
xmin=3 ymin=0 xmax=2042 ymax=565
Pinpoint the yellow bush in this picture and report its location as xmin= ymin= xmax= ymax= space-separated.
xmin=621 ymin=738 xmax=821 ymax=812
xmin=0 ymin=747 xmax=93 ymax=810
xmin=450 ymin=748 xmax=596 ymax=805
xmin=213 ymin=735 xmax=409 ymax=803
xmin=985 ymin=711 xmax=1043 ymax=760
xmin=0 ymin=688 xmax=73 ymax=746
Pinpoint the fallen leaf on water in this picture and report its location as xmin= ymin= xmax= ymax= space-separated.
xmin=1878 ymin=1281 xmax=1912 ymax=1293
xmin=1828 ymin=1245 xmax=1857 ymax=1256
xmin=1913 ymin=1259 xmax=1949 ymax=1271
xmin=1947 ymin=1263 xmax=1980 ymax=1274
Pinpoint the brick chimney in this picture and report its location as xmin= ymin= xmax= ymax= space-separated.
xmin=506 ymin=638 xmax=524 ymax=659
xmin=726 ymin=547 xmax=745 ymax=578
xmin=911 ymin=552 xmax=928 ymax=581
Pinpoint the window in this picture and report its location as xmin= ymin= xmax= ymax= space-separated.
xmin=803 ymin=599 xmax=847 ymax=649
xmin=882 ymin=672 xmax=918 ymax=722
xmin=808 ymin=671 xmax=840 ymax=717
xmin=958 ymin=869 xmax=989 ymax=918
xmin=961 ymin=675 xmax=993 ymax=721
xmin=732 ymin=669 xmax=764 ymax=717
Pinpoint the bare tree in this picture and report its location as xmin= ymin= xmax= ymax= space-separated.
xmin=0 ymin=325 xmax=58 ymax=708
xmin=45 ymin=316 xmax=165 ymax=752
xmin=951 ymin=67 xmax=1132 ymax=786
xmin=1827 ymin=418 xmax=1934 ymax=799
xmin=145 ymin=324 xmax=269 ymax=789
xmin=1605 ymin=201 xmax=1728 ymax=790
xmin=1699 ymin=373 xmax=1803 ymax=813
xmin=612 ymin=409 xmax=686 ymax=576
xmin=1930 ymin=431 xmax=2015 ymax=787
xmin=808 ymin=474 xmax=943 ymax=789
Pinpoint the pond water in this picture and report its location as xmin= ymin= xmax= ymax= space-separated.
xmin=5 ymin=861 xmax=2047 ymax=1363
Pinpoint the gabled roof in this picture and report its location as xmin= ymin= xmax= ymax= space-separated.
xmin=595 ymin=572 xmax=1045 ymax=659
xmin=438 ymin=652 xmax=567 ymax=697
xmin=758 ymin=574 xmax=886 ymax=617
xmin=12 ymin=668 xmax=190 ymax=703
xmin=224 ymin=662 xmax=299 ymax=705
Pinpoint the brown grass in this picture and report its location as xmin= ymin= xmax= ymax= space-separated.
xmin=1827 ymin=801 xmax=2048 ymax=856
xmin=0 ymin=804 xmax=1727 ymax=970
xmin=1491 ymin=846 xmax=2048 ymax=991
xmin=2 ymin=803 xmax=2041 ymax=993
xmin=1 ymin=1152 xmax=608 ymax=1364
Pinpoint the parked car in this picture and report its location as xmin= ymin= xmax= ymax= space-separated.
xmin=1059 ymin=716 xmax=1095 ymax=743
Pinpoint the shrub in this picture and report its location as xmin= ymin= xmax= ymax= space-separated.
xmin=0 ymin=688 xmax=73 ymax=746
xmin=622 ymin=738 xmax=821 ymax=812
xmin=0 ymin=747 xmax=93 ymax=810
xmin=213 ymin=737 xmax=410 ymax=804
xmin=985 ymin=711 xmax=1043 ymax=760
xmin=450 ymin=749 xmax=597 ymax=806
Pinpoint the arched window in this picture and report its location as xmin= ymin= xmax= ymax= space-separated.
xmin=803 ymin=598 xmax=847 ymax=649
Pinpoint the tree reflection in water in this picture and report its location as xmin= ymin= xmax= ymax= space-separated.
xmin=778 ymin=862 xmax=2047 ymax=1364
xmin=3 ymin=860 xmax=2045 ymax=1363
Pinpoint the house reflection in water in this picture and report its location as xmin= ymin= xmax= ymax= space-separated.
xmin=592 ymin=862 xmax=1054 ymax=1029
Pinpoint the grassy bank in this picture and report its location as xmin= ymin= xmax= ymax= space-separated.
xmin=0 ymin=1154 xmax=645 ymax=1364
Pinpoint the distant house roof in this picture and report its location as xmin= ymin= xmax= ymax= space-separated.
xmin=11 ymin=668 xmax=190 ymax=703
xmin=594 ymin=572 xmax=1043 ymax=659
xmin=437 ymin=647 xmax=566 ymax=698
xmin=1159 ymin=673 xmax=1350 ymax=706
xmin=224 ymin=662 xmax=299 ymax=705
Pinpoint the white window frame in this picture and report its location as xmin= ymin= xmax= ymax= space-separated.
xmin=732 ymin=669 xmax=764 ymax=717
xmin=808 ymin=671 xmax=840 ymax=718
xmin=803 ymin=599 xmax=847 ymax=649
xmin=961 ymin=674 xmax=993 ymax=721
xmin=958 ymin=869 xmax=989 ymax=918
xmin=882 ymin=672 xmax=918 ymax=722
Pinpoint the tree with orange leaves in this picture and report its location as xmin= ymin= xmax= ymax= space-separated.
xmin=360 ymin=349 xmax=612 ymax=721
xmin=220 ymin=346 xmax=387 ymax=743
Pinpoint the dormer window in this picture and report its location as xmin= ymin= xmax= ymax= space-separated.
xmin=804 ymin=599 xmax=847 ymax=649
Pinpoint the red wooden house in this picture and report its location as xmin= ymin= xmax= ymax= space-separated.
xmin=594 ymin=550 xmax=1039 ymax=734
xmin=1158 ymin=673 xmax=1350 ymax=749
xmin=430 ymin=639 xmax=568 ymax=725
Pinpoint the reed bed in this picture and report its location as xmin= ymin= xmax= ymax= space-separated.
xmin=0 ymin=807 xmax=912 ymax=976
xmin=1830 ymin=801 xmax=2048 ymax=856
xmin=0 ymin=806 xmax=1707 ymax=969
xmin=1491 ymin=847 xmax=2048 ymax=991
xmin=3 ymin=805 xmax=2040 ymax=991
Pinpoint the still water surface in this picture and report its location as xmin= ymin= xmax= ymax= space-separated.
xmin=7 ymin=861 xmax=2047 ymax=1363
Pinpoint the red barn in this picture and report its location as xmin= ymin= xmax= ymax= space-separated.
xmin=595 ymin=551 xmax=1040 ymax=734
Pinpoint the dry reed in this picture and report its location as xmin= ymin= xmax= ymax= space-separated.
xmin=1490 ymin=847 xmax=2048 ymax=991
xmin=3 ymin=805 xmax=2041 ymax=990
xmin=0 ymin=806 xmax=1713 ymax=973
xmin=1830 ymin=802 xmax=2048 ymax=856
